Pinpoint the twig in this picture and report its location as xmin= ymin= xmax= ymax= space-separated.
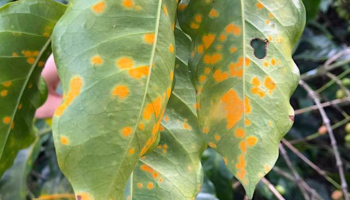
xmin=299 ymin=80 xmax=349 ymax=200
xmin=326 ymin=72 xmax=350 ymax=97
xmin=261 ymin=177 xmax=285 ymax=200
xmin=316 ymin=68 xmax=350 ymax=94
xmin=294 ymin=97 xmax=350 ymax=115
xmin=281 ymin=139 xmax=342 ymax=190
xmin=279 ymin=144 xmax=310 ymax=200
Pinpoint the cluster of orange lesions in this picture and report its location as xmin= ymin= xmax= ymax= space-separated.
xmin=263 ymin=58 xmax=281 ymax=68
xmin=183 ymin=119 xmax=192 ymax=130
xmin=55 ymin=76 xmax=83 ymax=117
xmin=157 ymin=143 xmax=168 ymax=154
xmin=234 ymin=128 xmax=258 ymax=185
xmin=116 ymin=57 xmax=149 ymax=79
xmin=140 ymin=96 xmax=167 ymax=156
xmin=251 ymin=76 xmax=276 ymax=98
xmin=20 ymin=50 xmax=39 ymax=65
xmin=139 ymin=164 xmax=163 ymax=189
xmin=43 ymin=26 xmax=52 ymax=37
xmin=1 ymin=81 xmax=12 ymax=97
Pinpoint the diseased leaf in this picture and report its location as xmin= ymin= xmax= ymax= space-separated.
xmin=52 ymin=0 xmax=177 ymax=199
xmin=128 ymin=27 xmax=205 ymax=200
xmin=178 ymin=0 xmax=306 ymax=197
xmin=0 ymin=0 xmax=66 ymax=177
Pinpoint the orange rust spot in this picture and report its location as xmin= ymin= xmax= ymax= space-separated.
xmin=264 ymin=77 xmax=276 ymax=93
xmin=12 ymin=53 xmax=18 ymax=57
xmin=244 ymin=97 xmax=251 ymax=114
xmin=3 ymin=82 xmax=11 ymax=87
xmin=209 ymin=9 xmax=218 ymax=17
xmin=10 ymin=122 xmax=14 ymax=130
xmin=159 ymin=125 xmax=164 ymax=131
xmin=143 ymin=97 xmax=162 ymax=120
xmin=18 ymin=104 xmax=22 ymax=110
xmin=247 ymin=136 xmax=258 ymax=146
xmin=252 ymin=77 xmax=260 ymax=87
xmin=203 ymin=127 xmax=209 ymax=134
xmin=190 ymin=22 xmax=200 ymax=29
xmin=163 ymin=115 xmax=169 ymax=121
xmin=265 ymin=20 xmax=270 ymax=25
xmin=204 ymin=67 xmax=211 ymax=74
xmin=230 ymin=47 xmax=237 ymax=53
xmin=147 ymin=182 xmax=154 ymax=190
xmin=265 ymin=165 xmax=271 ymax=173
xmin=117 ymin=57 xmax=133 ymax=69
xmin=219 ymin=34 xmax=226 ymax=41
xmin=137 ymin=183 xmax=143 ymax=188
xmin=60 ymin=136 xmax=69 ymax=145
xmin=239 ymin=141 xmax=247 ymax=153
xmin=199 ymin=75 xmax=206 ymax=83
xmin=158 ymin=178 xmax=163 ymax=183
xmin=245 ymin=119 xmax=251 ymax=126
xmin=223 ymin=157 xmax=228 ymax=165
xmin=229 ymin=57 xmax=250 ymax=77
xmin=122 ymin=127 xmax=132 ymax=137
xmin=170 ymin=70 xmax=174 ymax=81
xmin=163 ymin=6 xmax=168 ymax=16
xmin=27 ymin=57 xmax=35 ymax=64
xmin=144 ymin=33 xmax=155 ymax=44
xmin=194 ymin=14 xmax=202 ymax=23
xmin=38 ymin=61 xmax=45 ymax=67
xmin=271 ymin=58 xmax=276 ymax=66
xmin=204 ymin=53 xmax=222 ymax=64
xmin=256 ymin=2 xmax=264 ymax=9
xmin=3 ymin=117 xmax=11 ymax=124
xmin=269 ymin=13 xmax=274 ymax=18
xmin=139 ymin=123 xmax=144 ymax=130
xmin=213 ymin=69 xmax=228 ymax=82
xmin=129 ymin=148 xmax=135 ymax=155
xmin=222 ymin=90 xmax=243 ymax=129
xmin=264 ymin=61 xmax=269 ymax=67
xmin=169 ymin=44 xmax=174 ymax=53
xmin=122 ymin=0 xmax=134 ymax=8
xmin=203 ymin=34 xmax=215 ymax=49
xmin=91 ymin=55 xmax=103 ymax=65
xmin=178 ymin=3 xmax=186 ymax=10
xmin=209 ymin=142 xmax=217 ymax=148
xmin=268 ymin=35 xmax=273 ymax=41
xmin=216 ymin=45 xmax=223 ymax=50
xmin=129 ymin=66 xmax=149 ymax=79
xmin=92 ymin=1 xmax=106 ymax=14
xmin=235 ymin=128 xmax=245 ymax=138
xmin=214 ymin=134 xmax=221 ymax=141
xmin=112 ymin=85 xmax=129 ymax=99
xmin=225 ymin=23 xmax=241 ymax=36
xmin=197 ymin=45 xmax=204 ymax=53
xmin=153 ymin=172 xmax=159 ymax=179
xmin=167 ymin=87 xmax=171 ymax=98
xmin=55 ymin=76 xmax=83 ymax=116
xmin=251 ymin=87 xmax=265 ymax=98
xmin=236 ymin=155 xmax=246 ymax=169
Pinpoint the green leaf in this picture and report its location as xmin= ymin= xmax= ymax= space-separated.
xmin=0 ymin=132 xmax=40 ymax=200
xmin=0 ymin=0 xmax=66 ymax=178
xmin=127 ymin=27 xmax=205 ymax=200
xmin=196 ymin=176 xmax=219 ymax=200
xmin=201 ymin=149 xmax=233 ymax=200
xmin=178 ymin=0 xmax=306 ymax=198
xmin=52 ymin=0 xmax=177 ymax=199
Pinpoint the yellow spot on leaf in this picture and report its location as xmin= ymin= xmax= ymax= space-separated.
xmin=1 ymin=90 xmax=8 ymax=97
xmin=209 ymin=9 xmax=219 ymax=18
xmin=129 ymin=66 xmax=149 ymax=79
xmin=122 ymin=0 xmax=134 ymax=8
xmin=194 ymin=14 xmax=202 ymax=23
xmin=122 ymin=127 xmax=132 ymax=137
xmin=27 ymin=57 xmax=35 ymax=64
xmin=256 ymin=2 xmax=264 ymax=9
xmin=112 ymin=85 xmax=129 ymax=99
xmin=247 ymin=136 xmax=258 ymax=146
xmin=203 ymin=34 xmax=215 ymax=49
xmin=55 ymin=76 xmax=83 ymax=116
xmin=169 ymin=44 xmax=174 ymax=53
xmin=91 ymin=55 xmax=103 ymax=65
xmin=3 ymin=82 xmax=11 ymax=87
xmin=147 ymin=182 xmax=154 ymax=190
xmin=117 ymin=57 xmax=133 ymax=69
xmin=137 ymin=183 xmax=143 ymax=188
xmin=209 ymin=142 xmax=217 ymax=148
xmin=129 ymin=148 xmax=135 ymax=155
xmin=226 ymin=23 xmax=241 ymax=36
xmin=214 ymin=134 xmax=221 ymax=141
xmin=3 ymin=116 xmax=11 ymax=124
xmin=92 ymin=1 xmax=106 ymax=14
xmin=222 ymin=90 xmax=243 ymax=129
xmin=60 ymin=136 xmax=69 ymax=145
xmin=163 ymin=6 xmax=168 ymax=16
xmin=235 ymin=128 xmax=245 ymax=138
xmin=144 ymin=33 xmax=155 ymax=44
xmin=213 ymin=69 xmax=228 ymax=82
xmin=204 ymin=53 xmax=222 ymax=64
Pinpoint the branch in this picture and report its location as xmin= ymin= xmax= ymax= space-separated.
xmin=299 ymin=80 xmax=349 ymax=200
xmin=261 ymin=177 xmax=286 ymax=200
xmin=294 ymin=97 xmax=350 ymax=115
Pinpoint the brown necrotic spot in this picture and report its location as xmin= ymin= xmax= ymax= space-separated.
xmin=250 ymin=38 xmax=268 ymax=59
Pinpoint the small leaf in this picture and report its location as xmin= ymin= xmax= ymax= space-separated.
xmin=0 ymin=132 xmax=41 ymax=200
xmin=178 ymin=0 xmax=306 ymax=198
xmin=0 ymin=0 xmax=66 ymax=177
xmin=52 ymin=0 xmax=177 ymax=199
xmin=128 ymin=27 xmax=205 ymax=200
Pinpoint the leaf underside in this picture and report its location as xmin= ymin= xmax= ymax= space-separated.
xmin=178 ymin=0 xmax=305 ymax=197
xmin=52 ymin=0 xmax=177 ymax=199
xmin=127 ymin=27 xmax=205 ymax=200
xmin=0 ymin=0 xmax=66 ymax=178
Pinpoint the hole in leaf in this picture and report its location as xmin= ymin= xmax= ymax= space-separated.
xmin=250 ymin=38 xmax=268 ymax=59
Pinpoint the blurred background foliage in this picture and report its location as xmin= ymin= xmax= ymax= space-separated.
xmin=1 ymin=0 xmax=350 ymax=200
